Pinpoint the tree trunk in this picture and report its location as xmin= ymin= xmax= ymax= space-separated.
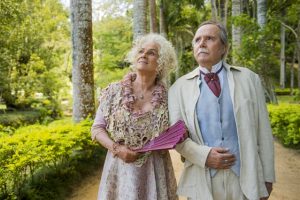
xmin=133 ymin=0 xmax=147 ymax=40
xmin=175 ymin=36 xmax=183 ymax=79
xmin=298 ymin=50 xmax=300 ymax=91
xmin=241 ymin=0 xmax=249 ymax=15
xmin=297 ymin=20 xmax=300 ymax=91
xmin=257 ymin=0 xmax=277 ymax=103
xmin=159 ymin=0 xmax=167 ymax=38
xmin=290 ymin=50 xmax=295 ymax=95
xmin=280 ymin=22 xmax=286 ymax=88
xmin=257 ymin=0 xmax=267 ymax=28
xmin=149 ymin=0 xmax=158 ymax=33
xmin=219 ymin=0 xmax=228 ymax=25
xmin=71 ymin=0 xmax=95 ymax=122
xmin=211 ymin=0 xmax=218 ymax=21
xmin=232 ymin=0 xmax=241 ymax=65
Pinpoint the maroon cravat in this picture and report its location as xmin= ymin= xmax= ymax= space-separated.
xmin=200 ymin=66 xmax=223 ymax=97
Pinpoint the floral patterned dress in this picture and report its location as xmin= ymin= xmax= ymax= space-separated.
xmin=91 ymin=73 xmax=178 ymax=200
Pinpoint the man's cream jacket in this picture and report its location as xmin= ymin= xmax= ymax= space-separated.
xmin=168 ymin=63 xmax=275 ymax=200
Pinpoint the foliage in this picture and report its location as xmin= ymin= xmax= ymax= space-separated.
xmin=268 ymin=104 xmax=300 ymax=148
xmin=232 ymin=15 xmax=280 ymax=75
xmin=0 ymin=110 xmax=45 ymax=134
xmin=275 ymin=88 xmax=297 ymax=95
xmin=0 ymin=118 xmax=105 ymax=199
xmin=0 ymin=0 xmax=70 ymax=110
xmin=166 ymin=1 xmax=209 ymax=79
xmin=93 ymin=16 xmax=132 ymax=89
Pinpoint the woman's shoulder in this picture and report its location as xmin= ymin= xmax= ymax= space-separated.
xmin=98 ymin=81 xmax=122 ymax=102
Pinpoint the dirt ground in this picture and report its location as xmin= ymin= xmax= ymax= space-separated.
xmin=67 ymin=140 xmax=299 ymax=200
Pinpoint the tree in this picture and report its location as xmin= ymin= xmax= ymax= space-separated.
xmin=210 ymin=0 xmax=228 ymax=25
xmin=0 ymin=0 xmax=70 ymax=112
xmin=211 ymin=0 xmax=218 ymax=20
xmin=257 ymin=0 xmax=277 ymax=103
xmin=133 ymin=0 xmax=147 ymax=40
xmin=232 ymin=0 xmax=242 ymax=65
xmin=93 ymin=16 xmax=132 ymax=88
xmin=149 ymin=0 xmax=158 ymax=33
xmin=280 ymin=20 xmax=286 ymax=88
xmin=257 ymin=0 xmax=267 ymax=28
xmin=71 ymin=0 xmax=95 ymax=122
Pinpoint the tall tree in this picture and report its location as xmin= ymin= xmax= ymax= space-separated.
xmin=257 ymin=0 xmax=277 ymax=103
xmin=257 ymin=0 xmax=267 ymax=28
xmin=280 ymin=21 xmax=286 ymax=88
xmin=0 ymin=0 xmax=69 ymax=111
xmin=298 ymin=20 xmax=300 ymax=91
xmin=210 ymin=0 xmax=228 ymax=25
xmin=232 ymin=0 xmax=242 ymax=65
xmin=220 ymin=0 xmax=229 ymax=25
xmin=133 ymin=0 xmax=147 ymax=40
xmin=149 ymin=0 xmax=158 ymax=33
xmin=71 ymin=0 xmax=95 ymax=122
xmin=159 ymin=0 xmax=167 ymax=38
xmin=211 ymin=0 xmax=218 ymax=20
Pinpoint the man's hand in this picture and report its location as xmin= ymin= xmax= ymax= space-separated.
xmin=260 ymin=182 xmax=273 ymax=200
xmin=205 ymin=147 xmax=236 ymax=169
xmin=115 ymin=145 xmax=140 ymax=163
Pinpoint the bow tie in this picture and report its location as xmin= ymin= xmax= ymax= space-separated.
xmin=200 ymin=66 xmax=223 ymax=97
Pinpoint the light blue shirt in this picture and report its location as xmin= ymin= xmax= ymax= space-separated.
xmin=196 ymin=61 xmax=240 ymax=177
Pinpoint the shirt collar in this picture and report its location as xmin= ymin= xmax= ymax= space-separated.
xmin=199 ymin=60 xmax=223 ymax=74
xmin=185 ymin=61 xmax=241 ymax=80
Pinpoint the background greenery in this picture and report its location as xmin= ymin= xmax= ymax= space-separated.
xmin=0 ymin=0 xmax=299 ymax=199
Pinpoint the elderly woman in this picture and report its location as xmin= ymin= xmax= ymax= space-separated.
xmin=91 ymin=33 xmax=178 ymax=200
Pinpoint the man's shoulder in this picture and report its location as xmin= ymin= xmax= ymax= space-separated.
xmin=227 ymin=64 xmax=258 ymax=78
xmin=227 ymin=64 xmax=256 ymax=74
xmin=171 ymin=68 xmax=198 ymax=87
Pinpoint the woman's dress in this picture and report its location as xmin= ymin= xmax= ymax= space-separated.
xmin=91 ymin=73 xmax=178 ymax=200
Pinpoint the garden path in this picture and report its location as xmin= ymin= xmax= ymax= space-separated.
xmin=67 ymin=140 xmax=299 ymax=200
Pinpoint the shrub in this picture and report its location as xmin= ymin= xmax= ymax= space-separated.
xmin=0 ymin=110 xmax=44 ymax=131
xmin=268 ymin=104 xmax=300 ymax=148
xmin=0 ymin=118 xmax=105 ymax=199
xmin=275 ymin=88 xmax=297 ymax=96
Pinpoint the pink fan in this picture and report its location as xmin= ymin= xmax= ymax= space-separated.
xmin=135 ymin=120 xmax=186 ymax=153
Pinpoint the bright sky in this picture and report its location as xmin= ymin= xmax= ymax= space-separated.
xmin=59 ymin=0 xmax=131 ymax=21
xmin=60 ymin=0 xmax=69 ymax=8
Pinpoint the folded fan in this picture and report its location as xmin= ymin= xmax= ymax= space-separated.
xmin=135 ymin=120 xmax=186 ymax=153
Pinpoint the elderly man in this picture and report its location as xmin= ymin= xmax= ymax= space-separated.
xmin=169 ymin=21 xmax=275 ymax=200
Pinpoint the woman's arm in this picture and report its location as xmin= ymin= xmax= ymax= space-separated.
xmin=92 ymin=127 xmax=140 ymax=163
xmin=91 ymin=105 xmax=140 ymax=163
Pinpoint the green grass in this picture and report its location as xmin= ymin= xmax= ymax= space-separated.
xmin=0 ymin=104 xmax=6 ymax=109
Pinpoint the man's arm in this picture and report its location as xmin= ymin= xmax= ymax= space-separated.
xmin=254 ymin=75 xmax=275 ymax=197
xmin=168 ymin=84 xmax=211 ymax=168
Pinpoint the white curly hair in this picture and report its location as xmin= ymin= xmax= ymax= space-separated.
xmin=126 ymin=33 xmax=177 ymax=82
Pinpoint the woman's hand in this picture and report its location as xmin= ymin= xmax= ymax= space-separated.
xmin=115 ymin=145 xmax=140 ymax=163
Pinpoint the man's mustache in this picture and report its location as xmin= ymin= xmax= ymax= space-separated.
xmin=197 ymin=48 xmax=209 ymax=54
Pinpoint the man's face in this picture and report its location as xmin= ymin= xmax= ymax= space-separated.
xmin=193 ymin=24 xmax=226 ymax=70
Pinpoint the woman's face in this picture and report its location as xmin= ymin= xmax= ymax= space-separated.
xmin=135 ymin=41 xmax=160 ymax=75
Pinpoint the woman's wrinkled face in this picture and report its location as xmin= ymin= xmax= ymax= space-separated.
xmin=135 ymin=41 xmax=160 ymax=75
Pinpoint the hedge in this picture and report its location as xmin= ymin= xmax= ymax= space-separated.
xmin=268 ymin=104 xmax=300 ymax=148
xmin=0 ymin=118 xmax=105 ymax=199
xmin=274 ymin=88 xmax=297 ymax=96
